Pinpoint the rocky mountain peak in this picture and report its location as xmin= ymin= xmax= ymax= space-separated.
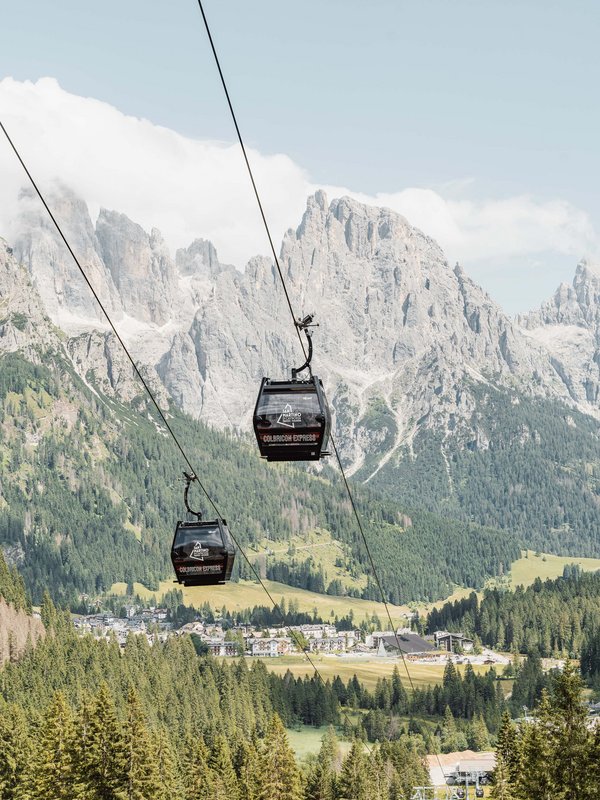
xmin=176 ymin=238 xmax=221 ymax=279
xmin=518 ymin=260 xmax=600 ymax=410
xmin=96 ymin=209 xmax=176 ymax=325
xmin=521 ymin=258 xmax=600 ymax=331
xmin=11 ymin=184 xmax=119 ymax=325
xmin=4 ymin=185 xmax=600 ymax=477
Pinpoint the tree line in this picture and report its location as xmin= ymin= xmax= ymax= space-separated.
xmin=427 ymin=567 xmax=600 ymax=657
xmin=0 ymin=596 xmax=432 ymax=799
xmin=491 ymin=662 xmax=600 ymax=800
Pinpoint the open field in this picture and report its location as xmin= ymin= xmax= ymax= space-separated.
xmin=285 ymin=725 xmax=352 ymax=760
xmin=111 ymin=578 xmax=411 ymax=625
xmin=503 ymin=550 xmax=600 ymax=589
xmin=247 ymin=654 xmax=494 ymax=691
xmin=112 ymin=548 xmax=600 ymax=629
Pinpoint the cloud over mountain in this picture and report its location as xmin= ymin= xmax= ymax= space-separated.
xmin=0 ymin=77 xmax=597 ymax=289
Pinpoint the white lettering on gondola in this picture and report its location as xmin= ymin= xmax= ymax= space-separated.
xmin=261 ymin=433 xmax=318 ymax=443
xmin=178 ymin=564 xmax=221 ymax=574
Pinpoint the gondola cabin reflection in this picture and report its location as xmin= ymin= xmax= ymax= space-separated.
xmin=171 ymin=519 xmax=235 ymax=586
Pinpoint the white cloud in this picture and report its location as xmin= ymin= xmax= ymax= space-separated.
xmin=0 ymin=77 xmax=598 ymax=273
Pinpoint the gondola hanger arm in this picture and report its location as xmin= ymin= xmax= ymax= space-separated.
xmin=292 ymin=313 xmax=318 ymax=380
xmin=183 ymin=471 xmax=203 ymax=521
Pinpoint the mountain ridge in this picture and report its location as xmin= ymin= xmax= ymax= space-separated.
xmin=2 ymin=185 xmax=600 ymax=561
xmin=7 ymin=186 xmax=600 ymax=461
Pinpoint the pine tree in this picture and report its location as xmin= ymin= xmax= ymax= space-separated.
xmin=543 ymin=662 xmax=591 ymax=800
xmin=391 ymin=666 xmax=408 ymax=714
xmin=489 ymin=753 xmax=516 ymax=800
xmin=369 ymin=748 xmax=398 ymax=800
xmin=495 ymin=710 xmax=520 ymax=784
xmin=380 ymin=738 xmax=429 ymax=798
xmin=258 ymin=714 xmax=302 ymax=800
xmin=40 ymin=589 xmax=58 ymax=630
xmin=122 ymin=689 xmax=161 ymax=800
xmin=72 ymin=695 xmax=94 ymax=800
xmin=305 ymin=728 xmax=337 ymax=800
xmin=584 ymin=726 xmax=600 ymax=800
xmin=336 ymin=740 xmax=369 ymax=800
xmin=184 ymin=735 xmax=214 ymax=800
xmin=440 ymin=705 xmax=467 ymax=753
xmin=235 ymin=738 xmax=262 ymax=800
xmin=467 ymin=714 xmax=490 ymax=751
xmin=32 ymin=692 xmax=79 ymax=800
xmin=83 ymin=683 xmax=127 ymax=800
xmin=0 ymin=703 xmax=34 ymax=800
xmin=209 ymin=734 xmax=239 ymax=800
xmin=153 ymin=727 xmax=183 ymax=800
xmin=515 ymin=693 xmax=555 ymax=800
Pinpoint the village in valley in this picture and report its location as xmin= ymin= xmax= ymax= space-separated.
xmin=71 ymin=603 xmax=510 ymax=666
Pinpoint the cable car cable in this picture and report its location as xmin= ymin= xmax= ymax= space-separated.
xmin=330 ymin=434 xmax=416 ymax=691
xmin=193 ymin=8 xmax=448 ymax=773
xmin=0 ymin=118 xmax=364 ymax=742
xmin=194 ymin=0 xmax=417 ymax=684
xmin=195 ymin=0 xmax=309 ymax=366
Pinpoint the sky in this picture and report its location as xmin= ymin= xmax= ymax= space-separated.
xmin=1 ymin=0 xmax=599 ymax=313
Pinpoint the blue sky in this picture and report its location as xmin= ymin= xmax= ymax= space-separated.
xmin=1 ymin=0 xmax=599 ymax=312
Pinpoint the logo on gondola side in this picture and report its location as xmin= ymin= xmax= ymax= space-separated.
xmin=277 ymin=403 xmax=302 ymax=428
xmin=190 ymin=541 xmax=209 ymax=560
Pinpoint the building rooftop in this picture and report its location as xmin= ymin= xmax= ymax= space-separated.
xmin=381 ymin=632 xmax=436 ymax=653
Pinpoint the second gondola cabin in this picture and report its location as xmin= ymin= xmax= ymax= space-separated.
xmin=171 ymin=519 xmax=235 ymax=586
xmin=253 ymin=375 xmax=331 ymax=461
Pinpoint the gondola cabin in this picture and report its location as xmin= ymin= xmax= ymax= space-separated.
xmin=171 ymin=519 xmax=235 ymax=586
xmin=253 ymin=375 xmax=331 ymax=461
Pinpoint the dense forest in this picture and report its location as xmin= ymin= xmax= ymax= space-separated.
xmin=0 ymin=548 xmax=29 ymax=615
xmin=426 ymin=567 xmax=600 ymax=657
xmin=491 ymin=662 xmax=600 ymax=800
xmin=0 ymin=598 xmax=434 ymax=800
xmin=371 ymin=383 xmax=600 ymax=557
xmin=0 ymin=353 xmax=519 ymax=605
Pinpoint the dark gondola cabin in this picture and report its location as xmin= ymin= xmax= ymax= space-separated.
xmin=253 ymin=375 xmax=331 ymax=461
xmin=171 ymin=519 xmax=235 ymax=586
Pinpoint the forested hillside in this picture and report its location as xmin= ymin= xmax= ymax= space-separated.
xmin=0 ymin=601 xmax=433 ymax=800
xmin=0 ymin=548 xmax=29 ymax=614
xmin=371 ymin=384 xmax=600 ymax=557
xmin=0 ymin=352 xmax=519 ymax=605
xmin=426 ymin=566 xmax=600 ymax=657
xmin=493 ymin=662 xmax=600 ymax=800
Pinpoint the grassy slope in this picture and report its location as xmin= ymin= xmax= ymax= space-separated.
xmin=113 ymin=549 xmax=600 ymax=627
xmin=286 ymin=725 xmax=352 ymax=760
xmin=248 ymin=655 xmax=493 ymax=691
xmin=111 ymin=579 xmax=411 ymax=625
xmin=247 ymin=529 xmax=368 ymax=593
xmin=490 ymin=549 xmax=600 ymax=590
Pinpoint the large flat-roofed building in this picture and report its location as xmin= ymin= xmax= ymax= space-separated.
xmin=378 ymin=631 xmax=437 ymax=656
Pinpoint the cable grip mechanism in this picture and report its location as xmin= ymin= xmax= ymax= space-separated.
xmin=183 ymin=471 xmax=202 ymax=521
xmin=292 ymin=313 xmax=318 ymax=380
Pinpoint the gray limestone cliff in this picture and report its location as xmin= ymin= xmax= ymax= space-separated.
xmin=519 ymin=259 xmax=600 ymax=407
xmin=4 ymin=186 xmax=600 ymax=477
